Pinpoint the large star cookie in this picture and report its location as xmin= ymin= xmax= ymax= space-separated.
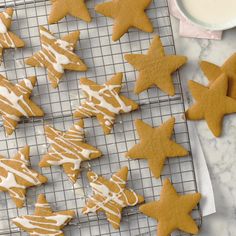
xmin=25 ymin=26 xmax=87 ymax=88
xmin=200 ymin=53 xmax=236 ymax=99
xmin=39 ymin=120 xmax=102 ymax=183
xmin=126 ymin=117 xmax=188 ymax=178
xmin=82 ymin=166 xmax=144 ymax=229
xmin=48 ymin=0 xmax=91 ymax=24
xmin=125 ymin=35 xmax=187 ymax=95
xmin=186 ymin=74 xmax=236 ymax=137
xmin=139 ymin=179 xmax=201 ymax=236
xmin=13 ymin=194 xmax=75 ymax=235
xmin=0 ymin=8 xmax=24 ymax=64
xmin=95 ymin=0 xmax=153 ymax=41
xmin=73 ymin=73 xmax=139 ymax=135
xmin=0 ymin=75 xmax=44 ymax=135
xmin=0 ymin=146 xmax=47 ymax=208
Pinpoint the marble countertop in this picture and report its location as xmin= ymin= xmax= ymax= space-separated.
xmin=171 ymin=17 xmax=236 ymax=236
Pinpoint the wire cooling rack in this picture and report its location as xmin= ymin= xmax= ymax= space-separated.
xmin=0 ymin=0 xmax=201 ymax=235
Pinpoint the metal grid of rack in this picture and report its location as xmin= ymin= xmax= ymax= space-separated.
xmin=0 ymin=0 xmax=201 ymax=235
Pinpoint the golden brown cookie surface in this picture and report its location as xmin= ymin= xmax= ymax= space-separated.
xmin=82 ymin=166 xmax=144 ymax=229
xmin=12 ymin=194 xmax=75 ymax=235
xmin=39 ymin=120 xmax=102 ymax=183
xmin=126 ymin=117 xmax=188 ymax=178
xmin=95 ymin=0 xmax=153 ymax=41
xmin=125 ymin=35 xmax=187 ymax=95
xmin=25 ymin=26 xmax=87 ymax=88
xmin=139 ymin=179 xmax=201 ymax=236
xmin=0 ymin=146 xmax=47 ymax=208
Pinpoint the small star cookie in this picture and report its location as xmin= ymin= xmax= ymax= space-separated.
xmin=48 ymin=0 xmax=91 ymax=24
xmin=0 ymin=8 xmax=24 ymax=64
xmin=73 ymin=73 xmax=139 ymax=135
xmin=185 ymin=74 xmax=236 ymax=137
xmin=126 ymin=117 xmax=188 ymax=178
xmin=39 ymin=120 xmax=102 ymax=183
xmin=139 ymin=179 xmax=201 ymax=236
xmin=13 ymin=194 xmax=75 ymax=235
xmin=95 ymin=0 xmax=153 ymax=41
xmin=125 ymin=35 xmax=187 ymax=95
xmin=25 ymin=26 xmax=87 ymax=88
xmin=82 ymin=166 xmax=144 ymax=229
xmin=0 ymin=75 xmax=44 ymax=135
xmin=0 ymin=146 xmax=47 ymax=208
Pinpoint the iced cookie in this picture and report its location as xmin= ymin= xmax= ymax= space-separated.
xmin=0 ymin=146 xmax=47 ymax=208
xmin=95 ymin=0 xmax=153 ymax=41
xmin=13 ymin=194 xmax=75 ymax=235
xmin=82 ymin=166 xmax=144 ymax=229
xmin=125 ymin=35 xmax=187 ymax=95
xmin=25 ymin=26 xmax=87 ymax=88
xmin=126 ymin=117 xmax=188 ymax=178
xmin=39 ymin=120 xmax=102 ymax=183
xmin=185 ymin=74 xmax=236 ymax=137
xmin=73 ymin=73 xmax=139 ymax=135
xmin=139 ymin=179 xmax=201 ymax=236
xmin=0 ymin=8 xmax=24 ymax=64
xmin=0 ymin=75 xmax=44 ymax=135
xmin=48 ymin=0 xmax=91 ymax=24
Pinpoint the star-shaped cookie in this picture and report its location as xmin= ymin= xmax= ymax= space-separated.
xmin=0 ymin=146 xmax=47 ymax=208
xmin=73 ymin=73 xmax=139 ymax=135
xmin=185 ymin=74 xmax=236 ymax=137
xmin=0 ymin=8 xmax=24 ymax=64
xmin=139 ymin=179 xmax=201 ymax=236
xmin=0 ymin=75 xmax=44 ymax=135
xmin=39 ymin=120 xmax=102 ymax=183
xmin=82 ymin=166 xmax=144 ymax=229
xmin=13 ymin=194 xmax=75 ymax=235
xmin=48 ymin=0 xmax=91 ymax=24
xmin=126 ymin=117 xmax=188 ymax=178
xmin=95 ymin=0 xmax=153 ymax=41
xmin=200 ymin=53 xmax=236 ymax=99
xmin=25 ymin=26 xmax=87 ymax=88
xmin=125 ymin=35 xmax=187 ymax=95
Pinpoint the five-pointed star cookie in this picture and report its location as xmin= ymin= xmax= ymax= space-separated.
xmin=25 ymin=26 xmax=87 ymax=88
xmin=185 ymin=74 xmax=236 ymax=137
xmin=0 ymin=8 xmax=24 ymax=64
xmin=139 ymin=179 xmax=201 ymax=236
xmin=0 ymin=75 xmax=44 ymax=135
xmin=73 ymin=73 xmax=139 ymax=135
xmin=0 ymin=146 xmax=47 ymax=208
xmin=125 ymin=35 xmax=187 ymax=95
xmin=200 ymin=53 xmax=236 ymax=99
xmin=39 ymin=120 xmax=102 ymax=183
xmin=13 ymin=194 xmax=75 ymax=235
xmin=126 ymin=117 xmax=188 ymax=178
xmin=48 ymin=0 xmax=91 ymax=24
xmin=95 ymin=0 xmax=153 ymax=41
xmin=82 ymin=166 xmax=144 ymax=229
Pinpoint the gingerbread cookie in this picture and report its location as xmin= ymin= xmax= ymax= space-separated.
xmin=139 ymin=179 xmax=201 ymax=236
xmin=39 ymin=120 xmax=102 ymax=183
xmin=0 ymin=8 xmax=24 ymax=64
xmin=25 ymin=26 xmax=87 ymax=88
xmin=0 ymin=75 xmax=44 ymax=135
xmin=200 ymin=53 xmax=236 ymax=99
xmin=82 ymin=166 xmax=144 ymax=229
xmin=48 ymin=0 xmax=91 ymax=24
xmin=125 ymin=35 xmax=187 ymax=95
xmin=73 ymin=73 xmax=139 ymax=135
xmin=0 ymin=146 xmax=47 ymax=208
xmin=13 ymin=194 xmax=75 ymax=235
xmin=185 ymin=74 xmax=236 ymax=137
xmin=95 ymin=0 xmax=153 ymax=41
xmin=126 ymin=117 xmax=188 ymax=178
